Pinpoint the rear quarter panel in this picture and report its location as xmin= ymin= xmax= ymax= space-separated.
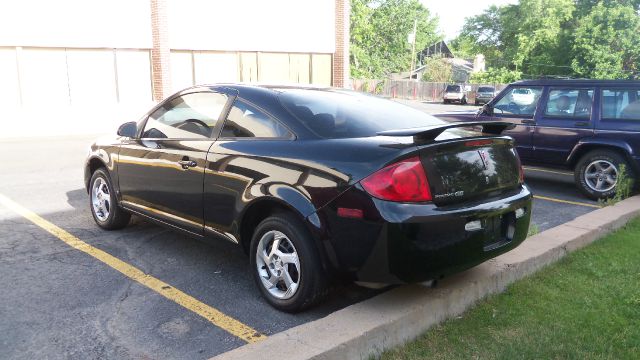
xmin=202 ymin=137 xmax=419 ymax=241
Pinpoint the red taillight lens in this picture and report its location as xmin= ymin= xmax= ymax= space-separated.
xmin=361 ymin=156 xmax=432 ymax=202
xmin=519 ymin=163 xmax=525 ymax=183
xmin=337 ymin=207 xmax=364 ymax=219
xmin=515 ymin=155 xmax=525 ymax=183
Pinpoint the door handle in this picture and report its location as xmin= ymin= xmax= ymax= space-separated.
xmin=574 ymin=121 xmax=589 ymax=127
xmin=178 ymin=159 xmax=197 ymax=169
xmin=521 ymin=119 xmax=535 ymax=125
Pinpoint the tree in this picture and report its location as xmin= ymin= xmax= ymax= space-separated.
xmin=421 ymin=55 xmax=452 ymax=83
xmin=452 ymin=5 xmax=519 ymax=69
xmin=450 ymin=0 xmax=639 ymax=80
xmin=350 ymin=0 xmax=441 ymax=78
xmin=470 ymin=67 xmax=522 ymax=84
xmin=448 ymin=36 xmax=476 ymax=59
xmin=571 ymin=3 xmax=640 ymax=79
xmin=511 ymin=0 xmax=575 ymax=77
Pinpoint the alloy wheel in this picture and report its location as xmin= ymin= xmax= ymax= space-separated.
xmin=255 ymin=230 xmax=301 ymax=300
xmin=92 ymin=177 xmax=111 ymax=221
xmin=584 ymin=160 xmax=618 ymax=192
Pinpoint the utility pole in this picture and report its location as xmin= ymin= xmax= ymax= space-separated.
xmin=409 ymin=19 xmax=417 ymax=80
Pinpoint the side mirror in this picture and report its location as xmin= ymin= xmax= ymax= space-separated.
xmin=117 ymin=121 xmax=137 ymax=138
xmin=481 ymin=103 xmax=493 ymax=116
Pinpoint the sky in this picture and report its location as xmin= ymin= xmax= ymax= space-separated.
xmin=421 ymin=0 xmax=518 ymax=41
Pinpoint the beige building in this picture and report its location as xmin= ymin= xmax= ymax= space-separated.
xmin=0 ymin=0 xmax=349 ymax=136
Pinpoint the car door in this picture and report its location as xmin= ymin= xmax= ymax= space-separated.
xmin=533 ymin=87 xmax=596 ymax=166
xmin=203 ymin=98 xmax=295 ymax=240
xmin=490 ymin=85 xmax=544 ymax=161
xmin=117 ymin=90 xmax=231 ymax=235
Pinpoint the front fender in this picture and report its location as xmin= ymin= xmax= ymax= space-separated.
xmin=84 ymin=144 xmax=119 ymax=193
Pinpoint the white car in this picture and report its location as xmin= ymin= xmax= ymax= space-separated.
xmin=511 ymin=88 xmax=535 ymax=105
xmin=443 ymin=84 xmax=468 ymax=104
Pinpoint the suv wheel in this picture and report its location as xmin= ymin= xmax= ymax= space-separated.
xmin=574 ymin=150 xmax=633 ymax=200
xmin=250 ymin=213 xmax=327 ymax=312
xmin=90 ymin=168 xmax=131 ymax=230
xmin=461 ymin=96 xmax=467 ymax=105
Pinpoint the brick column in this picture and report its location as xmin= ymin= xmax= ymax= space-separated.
xmin=333 ymin=0 xmax=350 ymax=88
xmin=150 ymin=0 xmax=171 ymax=101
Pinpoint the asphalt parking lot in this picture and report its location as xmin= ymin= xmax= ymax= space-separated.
xmin=0 ymin=105 xmax=601 ymax=359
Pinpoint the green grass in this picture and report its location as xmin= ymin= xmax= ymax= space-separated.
xmin=381 ymin=218 xmax=640 ymax=360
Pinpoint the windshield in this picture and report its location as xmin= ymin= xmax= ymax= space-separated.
xmin=279 ymin=89 xmax=445 ymax=139
xmin=446 ymin=85 xmax=461 ymax=92
xmin=478 ymin=86 xmax=495 ymax=93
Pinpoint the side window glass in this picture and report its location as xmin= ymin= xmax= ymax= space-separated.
xmin=142 ymin=92 xmax=228 ymax=139
xmin=602 ymin=88 xmax=640 ymax=121
xmin=221 ymin=100 xmax=292 ymax=138
xmin=493 ymin=87 xmax=543 ymax=117
xmin=544 ymin=89 xmax=594 ymax=119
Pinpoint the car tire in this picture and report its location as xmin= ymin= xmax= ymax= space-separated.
xmin=574 ymin=149 xmax=634 ymax=200
xmin=250 ymin=212 xmax=328 ymax=312
xmin=461 ymin=96 xmax=467 ymax=105
xmin=89 ymin=168 xmax=131 ymax=230
xmin=443 ymin=99 xmax=449 ymax=104
xmin=474 ymin=100 xmax=480 ymax=106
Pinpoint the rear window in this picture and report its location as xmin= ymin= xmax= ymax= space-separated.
xmin=279 ymin=90 xmax=445 ymax=139
xmin=478 ymin=86 xmax=494 ymax=93
xmin=446 ymin=85 xmax=461 ymax=92
xmin=513 ymin=89 xmax=531 ymax=95
xmin=602 ymin=88 xmax=640 ymax=121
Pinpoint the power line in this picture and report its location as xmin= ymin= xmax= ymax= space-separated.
xmin=479 ymin=57 xmax=639 ymax=76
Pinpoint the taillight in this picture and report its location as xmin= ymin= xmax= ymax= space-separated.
xmin=361 ymin=156 xmax=432 ymax=202
xmin=515 ymin=154 xmax=525 ymax=183
xmin=519 ymin=163 xmax=525 ymax=183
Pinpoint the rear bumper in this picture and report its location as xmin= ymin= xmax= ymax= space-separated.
xmin=475 ymin=96 xmax=493 ymax=103
xmin=444 ymin=94 xmax=463 ymax=100
xmin=320 ymin=185 xmax=532 ymax=283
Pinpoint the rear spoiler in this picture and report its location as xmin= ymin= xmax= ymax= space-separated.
xmin=376 ymin=121 xmax=515 ymax=143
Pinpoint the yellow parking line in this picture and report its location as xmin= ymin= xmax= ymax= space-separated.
xmin=0 ymin=194 xmax=266 ymax=344
xmin=523 ymin=167 xmax=573 ymax=176
xmin=533 ymin=195 xmax=602 ymax=209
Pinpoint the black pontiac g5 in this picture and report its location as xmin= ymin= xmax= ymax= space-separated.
xmin=85 ymin=84 xmax=532 ymax=312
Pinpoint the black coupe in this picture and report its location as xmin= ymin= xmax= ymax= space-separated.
xmin=85 ymin=84 xmax=532 ymax=312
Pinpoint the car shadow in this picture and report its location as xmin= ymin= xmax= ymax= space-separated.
xmin=62 ymin=187 xmax=382 ymax=321
xmin=66 ymin=188 xmax=88 ymax=210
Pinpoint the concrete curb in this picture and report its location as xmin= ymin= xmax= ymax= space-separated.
xmin=214 ymin=196 xmax=640 ymax=360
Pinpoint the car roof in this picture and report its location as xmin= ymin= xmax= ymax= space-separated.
xmin=187 ymin=83 xmax=333 ymax=93
xmin=512 ymin=79 xmax=640 ymax=86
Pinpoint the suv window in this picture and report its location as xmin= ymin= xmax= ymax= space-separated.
xmin=446 ymin=85 xmax=461 ymax=92
xmin=220 ymin=100 xmax=292 ymax=138
xmin=493 ymin=86 xmax=543 ymax=117
xmin=544 ymin=88 xmax=594 ymax=119
xmin=142 ymin=92 xmax=227 ymax=139
xmin=602 ymin=88 xmax=640 ymax=121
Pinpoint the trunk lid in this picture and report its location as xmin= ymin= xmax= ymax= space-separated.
xmin=419 ymin=137 xmax=521 ymax=206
